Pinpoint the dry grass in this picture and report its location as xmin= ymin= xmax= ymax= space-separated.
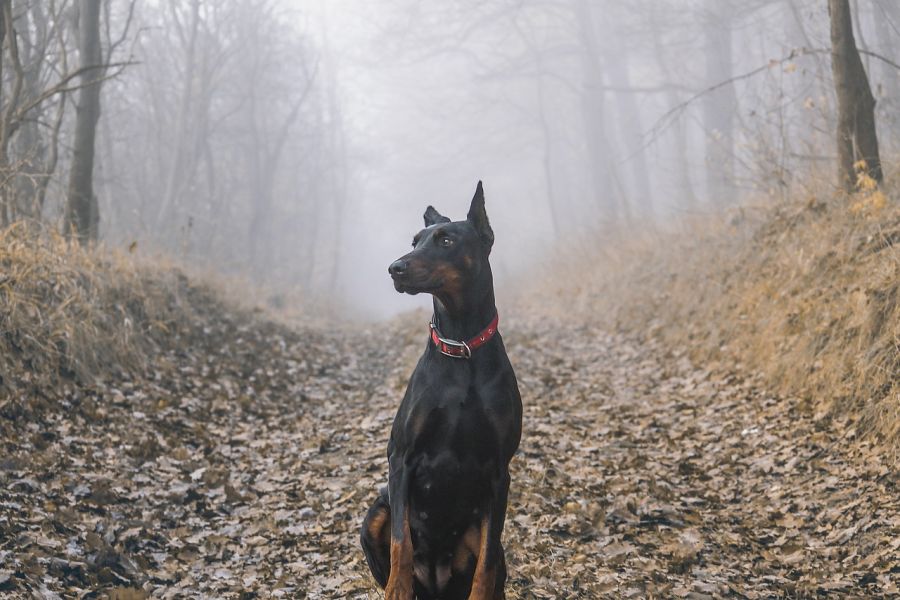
xmin=0 ymin=223 xmax=219 ymax=403
xmin=518 ymin=175 xmax=900 ymax=450
xmin=0 ymin=222 xmax=331 ymax=414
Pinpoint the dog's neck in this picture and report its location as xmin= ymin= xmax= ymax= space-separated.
xmin=432 ymin=275 xmax=497 ymax=342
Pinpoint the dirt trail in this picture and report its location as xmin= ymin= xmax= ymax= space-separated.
xmin=1 ymin=309 xmax=897 ymax=598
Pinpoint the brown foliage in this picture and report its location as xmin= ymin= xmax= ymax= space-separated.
xmin=521 ymin=172 xmax=900 ymax=451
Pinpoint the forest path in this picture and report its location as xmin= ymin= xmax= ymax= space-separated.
xmin=1 ymin=311 xmax=897 ymax=598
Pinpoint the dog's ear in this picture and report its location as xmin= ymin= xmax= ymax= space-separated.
xmin=467 ymin=181 xmax=494 ymax=251
xmin=424 ymin=205 xmax=450 ymax=227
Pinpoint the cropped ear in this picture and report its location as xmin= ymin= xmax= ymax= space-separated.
xmin=424 ymin=205 xmax=450 ymax=227
xmin=466 ymin=181 xmax=494 ymax=251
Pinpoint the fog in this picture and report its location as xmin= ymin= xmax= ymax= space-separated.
xmin=13 ymin=0 xmax=900 ymax=318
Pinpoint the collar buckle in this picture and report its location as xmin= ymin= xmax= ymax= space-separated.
xmin=429 ymin=314 xmax=498 ymax=359
xmin=429 ymin=321 xmax=473 ymax=358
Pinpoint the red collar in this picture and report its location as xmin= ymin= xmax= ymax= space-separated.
xmin=430 ymin=313 xmax=499 ymax=359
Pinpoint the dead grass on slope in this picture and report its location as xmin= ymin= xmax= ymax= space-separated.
xmin=0 ymin=223 xmax=229 ymax=407
xmin=518 ymin=174 xmax=900 ymax=451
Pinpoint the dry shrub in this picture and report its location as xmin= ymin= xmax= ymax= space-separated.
xmin=517 ymin=173 xmax=900 ymax=449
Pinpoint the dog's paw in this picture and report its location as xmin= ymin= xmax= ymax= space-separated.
xmin=467 ymin=575 xmax=497 ymax=600
xmin=384 ymin=578 xmax=414 ymax=600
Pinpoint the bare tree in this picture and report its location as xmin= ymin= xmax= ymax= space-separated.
xmin=576 ymin=0 xmax=629 ymax=223
xmin=92 ymin=0 xmax=330 ymax=288
xmin=603 ymin=19 xmax=652 ymax=214
xmin=154 ymin=0 xmax=203 ymax=234
xmin=702 ymin=2 xmax=737 ymax=203
xmin=234 ymin=0 xmax=318 ymax=271
xmin=646 ymin=2 xmax=697 ymax=209
xmin=65 ymin=0 xmax=103 ymax=242
xmin=828 ymin=0 xmax=882 ymax=191
xmin=0 ymin=0 xmax=24 ymax=226
xmin=870 ymin=0 xmax=898 ymax=149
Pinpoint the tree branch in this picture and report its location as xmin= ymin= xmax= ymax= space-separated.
xmin=858 ymin=49 xmax=900 ymax=71
xmin=14 ymin=60 xmax=137 ymax=121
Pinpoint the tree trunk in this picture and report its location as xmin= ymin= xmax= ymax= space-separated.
xmin=702 ymin=5 xmax=736 ymax=204
xmin=576 ymin=0 xmax=627 ymax=223
xmin=156 ymin=0 xmax=201 ymax=231
xmin=871 ymin=0 xmax=898 ymax=148
xmin=604 ymin=21 xmax=651 ymax=214
xmin=13 ymin=1 xmax=48 ymax=221
xmin=649 ymin=8 xmax=696 ymax=209
xmin=0 ymin=1 xmax=8 ymax=228
xmin=536 ymin=70 xmax=561 ymax=238
xmin=828 ymin=0 xmax=882 ymax=191
xmin=65 ymin=0 xmax=103 ymax=243
xmin=321 ymin=1 xmax=347 ymax=296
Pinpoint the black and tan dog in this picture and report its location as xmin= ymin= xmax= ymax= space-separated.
xmin=361 ymin=182 xmax=522 ymax=599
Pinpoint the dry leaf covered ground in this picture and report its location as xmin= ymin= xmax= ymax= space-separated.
xmin=2 ymin=291 xmax=898 ymax=598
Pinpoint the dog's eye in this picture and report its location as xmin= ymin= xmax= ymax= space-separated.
xmin=439 ymin=236 xmax=453 ymax=248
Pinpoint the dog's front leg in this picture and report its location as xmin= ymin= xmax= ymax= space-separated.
xmin=468 ymin=470 xmax=510 ymax=600
xmin=385 ymin=458 xmax=414 ymax=600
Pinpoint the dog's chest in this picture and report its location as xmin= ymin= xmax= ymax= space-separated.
xmin=405 ymin=379 xmax=504 ymax=454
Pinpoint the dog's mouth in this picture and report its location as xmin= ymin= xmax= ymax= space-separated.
xmin=391 ymin=273 xmax=441 ymax=295
xmin=392 ymin=279 xmax=436 ymax=295
xmin=392 ymin=278 xmax=414 ymax=294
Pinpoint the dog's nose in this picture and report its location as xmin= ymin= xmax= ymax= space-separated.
xmin=389 ymin=259 xmax=408 ymax=277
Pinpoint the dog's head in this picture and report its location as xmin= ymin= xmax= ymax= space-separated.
xmin=388 ymin=182 xmax=494 ymax=308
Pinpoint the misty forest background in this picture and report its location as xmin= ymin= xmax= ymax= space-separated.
xmin=1 ymin=0 xmax=897 ymax=315
xmin=2 ymin=0 xmax=900 ymax=597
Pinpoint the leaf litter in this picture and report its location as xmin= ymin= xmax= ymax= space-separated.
xmin=1 ymin=299 xmax=898 ymax=598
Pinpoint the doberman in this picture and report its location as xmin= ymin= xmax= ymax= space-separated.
xmin=360 ymin=182 xmax=523 ymax=599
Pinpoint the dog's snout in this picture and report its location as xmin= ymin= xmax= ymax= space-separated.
xmin=389 ymin=259 xmax=409 ymax=277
